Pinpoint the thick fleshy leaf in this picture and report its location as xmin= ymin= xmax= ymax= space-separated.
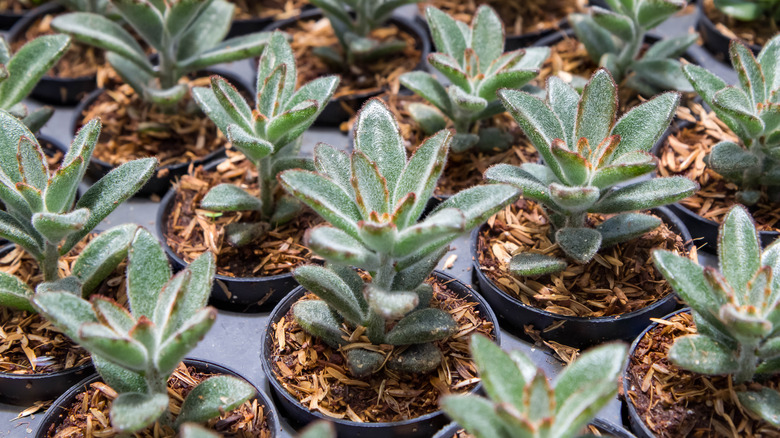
xmin=550 ymin=184 xmax=599 ymax=211
xmin=364 ymin=285 xmax=418 ymax=320
xmin=591 ymin=176 xmax=696 ymax=213
xmin=178 ymin=32 xmax=270 ymax=72
xmin=426 ymin=6 xmax=467 ymax=64
xmin=433 ymin=184 xmax=519 ymax=230
xmin=598 ymin=212 xmax=662 ymax=247
xmin=17 ymin=136 xmax=47 ymax=191
xmin=293 ymin=299 xmax=346 ymax=347
xmin=351 ymin=151 xmax=390 ymax=215
xmin=400 ymin=71 xmax=452 ymax=115
xmin=306 ymin=226 xmax=379 ymax=270
xmin=155 ymin=307 xmax=216 ymax=376
xmin=551 ymin=140 xmax=589 ymax=185
xmin=471 ymin=334 xmax=527 ymax=407
xmin=713 ymin=87 xmax=764 ymax=137
xmin=294 ymin=264 xmax=366 ymax=325
xmin=547 ymin=76 xmax=579 ymax=145
xmin=484 ymin=164 xmax=552 ymax=204
xmin=72 ymin=224 xmax=137 ymax=295
xmin=592 ymin=6 xmax=634 ymax=40
xmin=353 ymin=99 xmax=406 ymax=191
xmin=731 ymin=38 xmax=766 ymax=106
xmin=393 ymin=208 xmax=465 ymax=258
xmin=611 ymin=91 xmax=679 ymax=158
xmin=707 ymin=141 xmax=758 ymax=183
xmin=569 ymin=13 xmax=617 ymax=64
xmin=668 ymin=334 xmax=739 ymax=375
xmin=738 ymin=388 xmax=780 ymax=427
xmin=201 ymin=184 xmax=263 ymax=212
xmin=509 ymin=253 xmax=567 ymax=276
xmin=164 ymin=252 xmax=215 ymax=337
xmin=0 ymin=34 xmax=70 ymax=109
xmin=266 ymin=101 xmax=320 ymax=146
xmin=637 ymin=0 xmax=683 ymax=29
xmin=175 ymin=0 xmax=233 ymax=61
xmin=556 ymin=227 xmax=602 ymax=264
xmin=32 ymin=209 xmax=89 ymax=245
xmin=176 ymin=375 xmax=256 ymax=426
xmin=313 ymin=143 xmax=353 ymax=198
xmin=384 ymin=308 xmax=457 ymax=345
xmin=110 ymin=392 xmax=168 ymax=433
xmin=32 ymin=291 xmax=98 ymax=340
xmin=127 ymin=228 xmax=171 ymax=320
xmin=575 ymin=70 xmax=617 ymax=150
xmin=719 ymin=205 xmax=761 ymax=296
xmin=92 ymin=355 xmax=146 ymax=394
xmin=428 ymin=53 xmax=470 ymax=92
xmin=441 ymin=395 xmax=506 ymax=438
xmin=78 ymin=323 xmax=148 ymax=371
xmin=0 ymin=271 xmax=34 ymax=311
xmin=471 ymin=5 xmax=504 ymax=72
xmin=0 ymin=212 xmax=41 ymax=258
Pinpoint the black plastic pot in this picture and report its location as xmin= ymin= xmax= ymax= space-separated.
xmin=696 ymin=1 xmax=761 ymax=61
xmin=432 ymin=418 xmax=637 ymax=438
xmin=0 ymin=8 xmax=25 ymax=31
xmin=652 ymin=120 xmax=780 ymax=250
xmin=0 ymin=243 xmax=94 ymax=406
xmin=227 ymin=3 xmax=315 ymax=38
xmin=622 ymin=308 xmax=688 ymax=438
xmin=35 ymin=358 xmax=280 ymax=437
xmin=261 ymin=270 xmax=500 ymax=438
xmin=266 ymin=9 xmax=431 ymax=127
xmin=7 ymin=2 xmax=99 ymax=106
xmin=471 ymin=206 xmax=692 ymax=349
xmin=69 ymin=69 xmax=252 ymax=198
xmin=156 ymin=158 xmax=298 ymax=313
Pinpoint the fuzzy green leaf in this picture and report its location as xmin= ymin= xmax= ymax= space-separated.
xmin=441 ymin=395 xmax=505 ymax=438
xmin=293 ymin=299 xmax=346 ymax=348
xmin=471 ymin=5 xmax=504 ymax=72
xmin=591 ymin=176 xmax=696 ymax=213
xmin=400 ymin=71 xmax=452 ymax=115
xmin=110 ymin=392 xmax=168 ymax=434
xmin=354 ymin=99 xmax=407 ymax=191
xmin=307 ymin=226 xmax=379 ymax=270
xmin=17 ymin=136 xmax=47 ymax=191
xmin=78 ymin=323 xmax=148 ymax=371
xmin=509 ymin=253 xmax=567 ymax=276
xmin=0 ymin=34 xmax=70 ymax=109
xmin=393 ymin=208 xmax=465 ymax=258
xmin=547 ymin=77 xmax=579 ymax=145
xmin=32 ymin=209 xmax=89 ymax=245
xmin=294 ymin=264 xmax=366 ymax=326
xmin=428 ymin=53 xmax=470 ymax=92
xmin=556 ymin=227 xmax=602 ymax=264
xmin=738 ymin=388 xmax=780 ymax=427
xmin=719 ymin=205 xmax=761 ymax=295
xmin=433 ymin=184 xmax=519 ymax=230
xmin=637 ymin=0 xmax=683 ymax=29
xmin=569 ymin=13 xmax=617 ymax=64
xmin=576 ymin=70 xmax=617 ymax=151
xmin=598 ymin=212 xmax=662 ymax=247
xmin=471 ymin=334 xmax=527 ymax=407
xmin=178 ymin=32 xmax=271 ymax=72
xmin=0 ymin=271 xmax=34 ymax=312
xmin=364 ymin=285 xmax=418 ymax=320
xmin=175 ymin=0 xmax=233 ymax=61
xmin=611 ymin=91 xmax=680 ymax=158
xmin=176 ymin=375 xmax=256 ymax=426
xmin=313 ymin=143 xmax=354 ymax=198
xmin=426 ymin=6 xmax=467 ymax=64
xmin=385 ymin=308 xmax=457 ymax=345
xmin=72 ymin=224 xmax=137 ymax=295
xmin=155 ymin=307 xmax=216 ymax=376
xmin=669 ymin=334 xmax=739 ymax=375
xmin=201 ymin=184 xmax=262 ymax=212
xmin=126 ymin=227 xmax=170 ymax=321
xmin=550 ymin=184 xmax=600 ymax=211
xmin=92 ymin=355 xmax=146 ymax=394
xmin=713 ymin=87 xmax=764 ymax=137
xmin=32 ymin=291 xmax=98 ymax=340
xmin=351 ymin=151 xmax=390 ymax=216
xmin=592 ymin=6 xmax=635 ymax=40
xmin=484 ymin=164 xmax=552 ymax=204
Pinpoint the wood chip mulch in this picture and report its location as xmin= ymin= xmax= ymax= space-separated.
xmin=523 ymin=325 xmax=580 ymax=365
xmin=269 ymin=279 xmax=494 ymax=423
xmin=657 ymin=102 xmax=780 ymax=234
xmin=286 ymin=16 xmax=421 ymax=101
xmin=702 ymin=0 xmax=777 ymax=49
xmin=417 ymin=0 xmax=587 ymax=36
xmin=477 ymin=200 xmax=693 ymax=318
xmin=440 ymin=424 xmax=613 ymax=438
xmin=163 ymin=150 xmax=319 ymax=278
xmin=79 ymin=80 xmax=227 ymax=169
xmin=343 ymin=92 xmax=539 ymax=195
xmin=231 ymin=0 xmax=308 ymax=21
xmin=44 ymin=363 xmax=273 ymax=438
xmin=625 ymin=311 xmax=780 ymax=437
xmin=0 ymin=238 xmax=127 ymax=376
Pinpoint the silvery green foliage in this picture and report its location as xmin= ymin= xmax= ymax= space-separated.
xmin=58 ymin=0 xmax=110 ymax=14
xmin=683 ymin=36 xmax=780 ymax=205
xmin=400 ymin=5 xmax=549 ymax=153
xmin=442 ymin=334 xmax=626 ymax=438
xmin=299 ymin=421 xmax=337 ymax=438
xmin=485 ymin=69 xmax=697 ymax=275
xmin=0 ymin=111 xmax=156 ymax=312
xmin=309 ymin=0 xmax=423 ymax=66
xmin=569 ymin=0 xmax=695 ymax=95
xmin=0 ymin=35 xmax=70 ymax=132
xmin=714 ymin=0 xmax=780 ymax=23
xmin=654 ymin=205 xmax=780 ymax=427
xmin=34 ymin=229 xmax=256 ymax=434
xmin=51 ymin=0 xmax=271 ymax=109
xmin=279 ymin=99 xmax=519 ymax=377
xmin=192 ymin=32 xmax=339 ymax=247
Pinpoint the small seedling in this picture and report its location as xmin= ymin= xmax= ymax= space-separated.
xmin=485 ymin=68 xmax=697 ymax=275
xmin=193 ymin=31 xmax=339 ymax=246
xmin=654 ymin=205 xmax=780 ymax=427
xmin=400 ymin=5 xmax=549 ymax=152
xmin=280 ymin=99 xmax=519 ymax=377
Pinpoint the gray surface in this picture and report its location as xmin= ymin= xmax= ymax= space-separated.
xmin=0 ymin=4 xmax=733 ymax=437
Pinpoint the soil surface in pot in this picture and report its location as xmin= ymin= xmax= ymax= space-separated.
xmin=163 ymin=150 xmax=319 ymax=278
xmin=78 ymin=78 xmax=229 ymax=170
xmin=417 ymin=0 xmax=586 ymax=36
xmin=477 ymin=200 xmax=692 ymax=318
xmin=231 ymin=0 xmax=307 ymax=21
xmin=344 ymin=93 xmax=539 ymax=196
xmin=283 ymin=14 xmax=421 ymax=102
xmin=657 ymin=102 xmax=780 ymax=234
xmin=625 ymin=311 xmax=780 ymax=437
xmin=439 ymin=424 xmax=618 ymax=438
xmin=0 ymin=236 xmax=127 ymax=376
xmin=0 ymin=0 xmax=41 ymax=13
xmin=702 ymin=0 xmax=776 ymax=48
xmin=42 ymin=362 xmax=273 ymax=437
xmin=270 ymin=277 xmax=494 ymax=423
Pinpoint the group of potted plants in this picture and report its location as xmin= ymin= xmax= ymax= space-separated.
xmin=0 ymin=0 xmax=778 ymax=436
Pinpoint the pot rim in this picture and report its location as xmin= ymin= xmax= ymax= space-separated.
xmin=260 ymin=269 xmax=500 ymax=429
xmin=695 ymin=0 xmax=762 ymax=54
xmin=470 ymin=205 xmax=693 ymax=324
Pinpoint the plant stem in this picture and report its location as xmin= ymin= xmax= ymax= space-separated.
xmin=616 ymin=21 xmax=644 ymax=83
xmin=735 ymin=341 xmax=758 ymax=383
xmin=257 ymin=158 xmax=275 ymax=220
xmin=42 ymin=242 xmax=59 ymax=282
xmin=157 ymin=30 xmax=180 ymax=113
xmin=373 ymin=254 xmax=396 ymax=291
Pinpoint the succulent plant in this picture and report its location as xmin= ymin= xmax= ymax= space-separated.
xmin=309 ymin=0 xmax=423 ymax=67
xmin=279 ymin=99 xmax=519 ymax=377
xmin=0 ymin=34 xmax=70 ymax=132
xmin=653 ymin=205 xmax=780 ymax=427
xmin=192 ymin=31 xmax=339 ymax=247
xmin=485 ymin=69 xmax=697 ymax=275
xmin=299 ymin=421 xmax=337 ymax=438
xmin=58 ymin=0 xmax=110 ymax=14
xmin=399 ymin=5 xmax=549 ymax=153
xmin=51 ymin=0 xmax=271 ymax=110
xmin=714 ymin=0 xmax=780 ymax=24
xmin=0 ymin=110 xmax=156 ymax=311
xmin=442 ymin=334 xmax=627 ymax=438
xmin=34 ymin=228 xmax=257 ymax=434
xmin=569 ymin=0 xmax=696 ymax=96
xmin=683 ymin=36 xmax=780 ymax=205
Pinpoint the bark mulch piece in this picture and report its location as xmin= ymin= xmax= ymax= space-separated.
xmin=285 ymin=15 xmax=421 ymax=103
xmin=523 ymin=325 xmax=580 ymax=365
xmin=270 ymin=279 xmax=494 ymax=423
xmin=232 ymin=0 xmax=308 ymax=21
xmin=343 ymin=92 xmax=539 ymax=196
xmin=0 ymin=0 xmax=41 ymax=13
xmin=657 ymin=102 xmax=780 ymax=234
xmin=625 ymin=312 xmax=780 ymax=438
xmin=79 ymin=79 xmax=227 ymax=169
xmin=477 ymin=200 xmax=693 ymax=318
xmin=702 ymin=0 xmax=777 ymax=48
xmin=0 ymin=238 xmax=127 ymax=376
xmin=164 ymin=150 xmax=319 ymax=278
xmin=44 ymin=363 xmax=273 ymax=438
xmin=417 ymin=0 xmax=587 ymax=36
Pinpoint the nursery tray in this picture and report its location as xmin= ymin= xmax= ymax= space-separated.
xmin=0 ymin=5 xmax=734 ymax=437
